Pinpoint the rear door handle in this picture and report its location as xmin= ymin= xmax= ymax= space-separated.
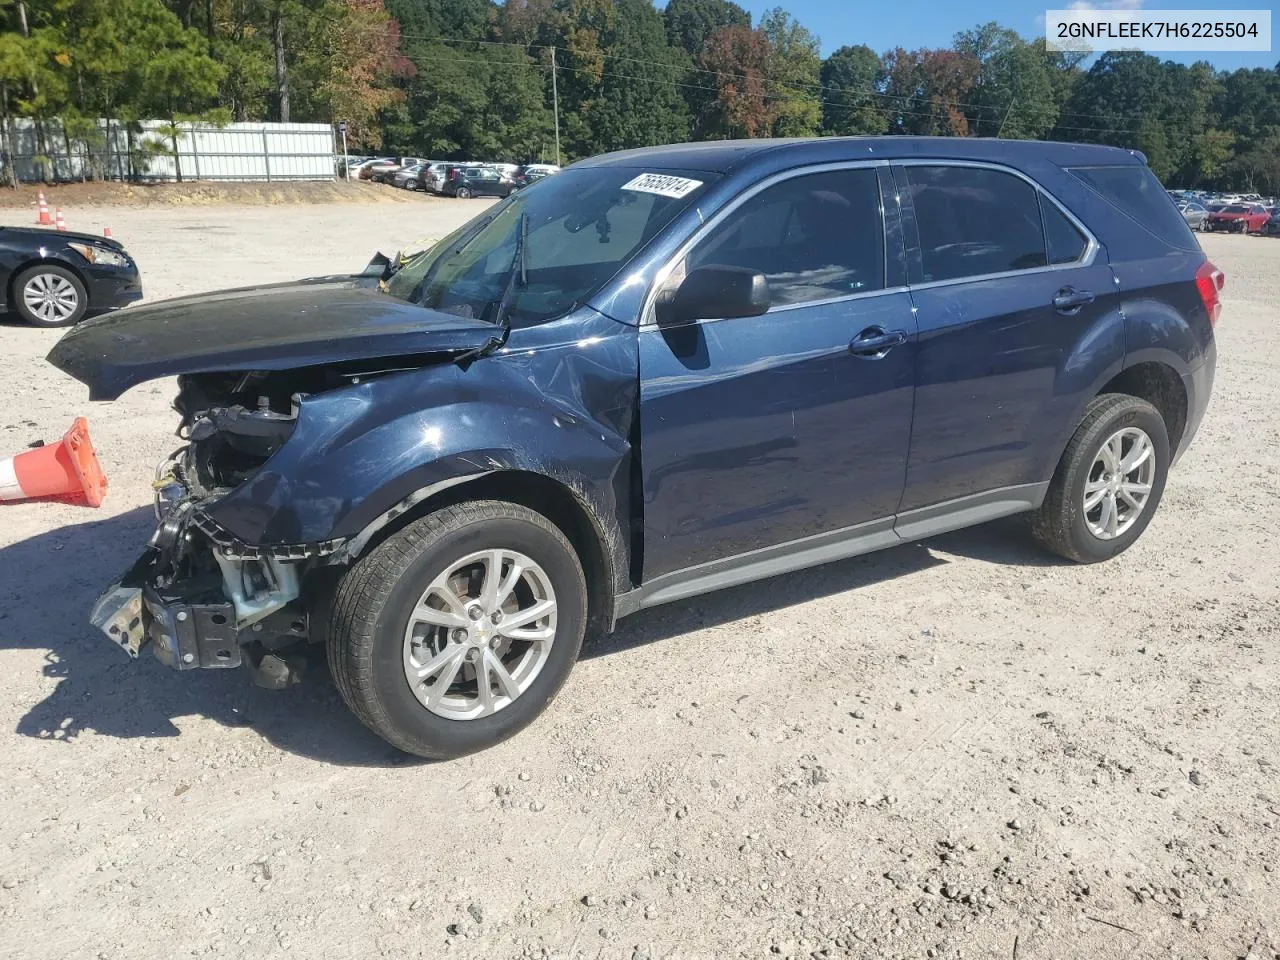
xmin=1053 ymin=287 xmax=1095 ymax=312
xmin=849 ymin=327 xmax=907 ymax=358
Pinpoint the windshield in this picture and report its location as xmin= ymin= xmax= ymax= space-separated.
xmin=382 ymin=167 xmax=718 ymax=325
xmin=1223 ymin=205 xmax=1249 ymax=213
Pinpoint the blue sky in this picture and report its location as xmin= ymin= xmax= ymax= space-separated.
xmin=736 ymin=0 xmax=1277 ymax=70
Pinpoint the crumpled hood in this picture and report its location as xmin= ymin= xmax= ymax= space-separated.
xmin=47 ymin=277 xmax=498 ymax=400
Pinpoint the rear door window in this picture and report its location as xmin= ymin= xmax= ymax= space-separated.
xmin=1068 ymin=164 xmax=1198 ymax=249
xmin=686 ymin=167 xmax=885 ymax=307
xmin=903 ymin=165 xmax=1047 ymax=283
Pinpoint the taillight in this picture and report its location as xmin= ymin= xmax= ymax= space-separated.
xmin=1195 ymin=259 xmax=1225 ymax=327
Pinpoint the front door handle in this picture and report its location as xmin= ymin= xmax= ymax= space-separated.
xmin=1052 ymin=287 xmax=1095 ymax=313
xmin=849 ymin=327 xmax=907 ymax=358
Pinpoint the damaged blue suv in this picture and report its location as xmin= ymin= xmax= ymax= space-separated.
xmin=49 ymin=137 xmax=1220 ymax=759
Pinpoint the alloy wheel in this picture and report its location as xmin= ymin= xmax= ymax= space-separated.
xmin=1083 ymin=426 xmax=1156 ymax=540
xmin=402 ymin=549 xmax=557 ymax=720
xmin=22 ymin=272 xmax=79 ymax=323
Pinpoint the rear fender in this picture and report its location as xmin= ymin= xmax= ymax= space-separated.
xmin=1031 ymin=302 xmax=1127 ymax=484
xmin=1040 ymin=260 xmax=1211 ymax=478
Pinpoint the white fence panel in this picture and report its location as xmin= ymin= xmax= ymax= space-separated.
xmin=3 ymin=119 xmax=337 ymax=183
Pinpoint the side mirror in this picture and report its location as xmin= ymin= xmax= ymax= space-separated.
xmin=655 ymin=264 xmax=770 ymax=326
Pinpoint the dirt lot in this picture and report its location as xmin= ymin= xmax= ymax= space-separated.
xmin=0 ymin=179 xmax=422 ymax=208
xmin=0 ymin=202 xmax=1277 ymax=960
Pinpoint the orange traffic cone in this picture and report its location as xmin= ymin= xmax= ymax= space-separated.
xmin=0 ymin=418 xmax=108 ymax=507
xmin=37 ymin=191 xmax=51 ymax=225
xmin=54 ymin=207 xmax=66 ymax=231
xmin=103 ymin=226 xmax=111 ymax=239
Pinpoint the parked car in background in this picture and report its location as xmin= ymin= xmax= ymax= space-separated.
xmin=421 ymin=162 xmax=478 ymax=194
xmin=1264 ymin=208 xmax=1280 ymax=236
xmin=512 ymin=164 xmax=560 ymax=190
xmin=390 ymin=163 xmax=426 ymax=189
xmin=1179 ymin=201 xmax=1208 ymax=231
xmin=1206 ymin=203 xmax=1269 ymax=233
xmin=355 ymin=157 xmax=396 ymax=180
xmin=2 ymin=226 xmax=141 ymax=327
xmin=414 ymin=162 xmax=446 ymax=193
xmin=377 ymin=158 xmax=429 ymax=183
xmin=54 ymin=137 xmax=1220 ymax=760
xmin=440 ymin=165 xmax=515 ymax=198
xmin=338 ymin=155 xmax=372 ymax=177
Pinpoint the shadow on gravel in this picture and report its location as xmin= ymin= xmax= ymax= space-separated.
xmin=0 ymin=507 xmax=400 ymax=767
xmin=591 ymin=540 xmax=947 ymax=660
xmin=1 ymin=507 xmax=1062 ymax=765
xmin=589 ymin=517 xmax=1065 ymax=660
xmin=923 ymin=518 xmax=1071 ymax=568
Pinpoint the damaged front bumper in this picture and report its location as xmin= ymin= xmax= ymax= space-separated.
xmin=90 ymin=547 xmax=304 ymax=671
xmin=90 ymin=488 xmax=312 ymax=674
xmin=91 ymin=571 xmax=240 ymax=669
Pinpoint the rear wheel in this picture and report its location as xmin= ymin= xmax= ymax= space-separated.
xmin=328 ymin=501 xmax=587 ymax=759
xmin=13 ymin=264 xmax=88 ymax=327
xmin=1032 ymin=394 xmax=1170 ymax=563
xmin=455 ymin=186 xmax=471 ymax=199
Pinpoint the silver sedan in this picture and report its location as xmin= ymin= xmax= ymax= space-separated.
xmin=1180 ymin=201 xmax=1209 ymax=231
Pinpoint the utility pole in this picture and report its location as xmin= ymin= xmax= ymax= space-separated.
xmin=338 ymin=121 xmax=349 ymax=180
xmin=997 ymin=101 xmax=1015 ymax=138
xmin=550 ymin=48 xmax=560 ymax=166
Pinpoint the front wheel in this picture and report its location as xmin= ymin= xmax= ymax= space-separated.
xmin=13 ymin=264 xmax=88 ymax=327
xmin=1031 ymin=394 xmax=1170 ymax=563
xmin=328 ymin=501 xmax=587 ymax=759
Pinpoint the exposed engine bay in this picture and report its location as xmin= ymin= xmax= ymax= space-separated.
xmin=92 ymin=369 xmax=354 ymax=688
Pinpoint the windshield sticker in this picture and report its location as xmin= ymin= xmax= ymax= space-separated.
xmin=621 ymin=173 xmax=704 ymax=199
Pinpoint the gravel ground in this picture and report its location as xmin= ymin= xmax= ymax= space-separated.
xmin=0 ymin=202 xmax=1277 ymax=960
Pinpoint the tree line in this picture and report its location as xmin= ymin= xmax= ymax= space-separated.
xmin=3 ymin=0 xmax=1280 ymax=191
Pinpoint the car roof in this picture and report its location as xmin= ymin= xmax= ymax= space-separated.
xmin=572 ymin=136 xmax=1143 ymax=174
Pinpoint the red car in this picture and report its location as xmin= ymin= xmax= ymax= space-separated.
xmin=1206 ymin=203 xmax=1270 ymax=233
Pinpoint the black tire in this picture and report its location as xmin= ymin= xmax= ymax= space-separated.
xmin=328 ymin=501 xmax=587 ymax=759
xmin=1032 ymin=393 xmax=1170 ymax=563
xmin=12 ymin=264 xmax=88 ymax=327
xmin=455 ymin=186 xmax=471 ymax=199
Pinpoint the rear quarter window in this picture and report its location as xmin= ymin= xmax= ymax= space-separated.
xmin=1067 ymin=164 xmax=1198 ymax=251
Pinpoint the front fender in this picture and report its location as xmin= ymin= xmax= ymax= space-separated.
xmin=202 ymin=309 xmax=638 ymax=563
